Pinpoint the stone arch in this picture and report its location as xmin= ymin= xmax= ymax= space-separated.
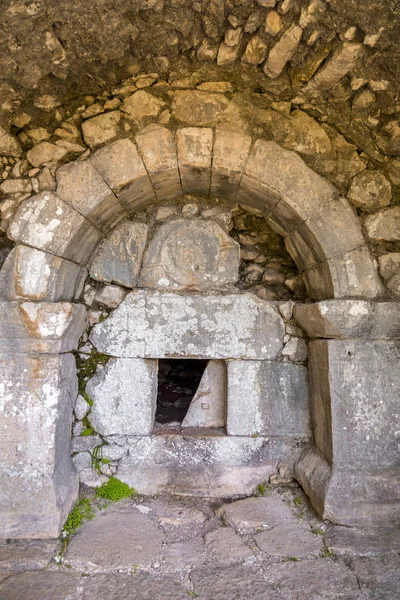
xmin=0 ymin=126 xmax=382 ymax=303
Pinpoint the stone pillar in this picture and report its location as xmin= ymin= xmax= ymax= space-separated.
xmin=294 ymin=300 xmax=400 ymax=527
xmin=0 ymin=301 xmax=86 ymax=538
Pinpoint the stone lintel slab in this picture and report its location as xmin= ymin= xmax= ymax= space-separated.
xmin=0 ymin=353 xmax=78 ymax=538
xmin=90 ymin=290 xmax=285 ymax=360
xmin=211 ymin=129 xmax=252 ymax=197
xmin=118 ymin=435 xmax=307 ymax=496
xmin=0 ymin=301 xmax=87 ymax=353
xmin=176 ymin=127 xmax=213 ymax=195
xmin=0 ymin=246 xmax=84 ymax=302
xmin=294 ymin=300 xmax=400 ymax=339
xmin=90 ymin=138 xmax=156 ymax=215
xmin=227 ymin=360 xmax=310 ymax=437
xmin=135 ymin=125 xmax=182 ymax=201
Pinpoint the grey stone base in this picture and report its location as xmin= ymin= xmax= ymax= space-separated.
xmin=295 ymin=447 xmax=400 ymax=527
xmin=117 ymin=434 xmax=308 ymax=496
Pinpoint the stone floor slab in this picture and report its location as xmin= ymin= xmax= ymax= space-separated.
xmin=162 ymin=537 xmax=205 ymax=571
xmin=65 ymin=511 xmax=164 ymax=570
xmin=254 ymin=523 xmax=323 ymax=558
xmin=0 ymin=571 xmax=82 ymax=600
xmin=205 ymin=527 xmax=254 ymax=565
xmin=191 ymin=565 xmax=282 ymax=600
xmin=326 ymin=525 xmax=400 ymax=557
xmin=81 ymin=574 xmax=189 ymax=600
xmin=216 ymin=496 xmax=296 ymax=533
xmin=263 ymin=559 xmax=365 ymax=599
xmin=350 ymin=554 xmax=400 ymax=600
xmin=0 ymin=539 xmax=58 ymax=571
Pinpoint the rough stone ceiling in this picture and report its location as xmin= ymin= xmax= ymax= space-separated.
xmin=1 ymin=0 xmax=399 ymax=162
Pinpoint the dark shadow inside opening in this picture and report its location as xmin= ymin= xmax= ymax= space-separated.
xmin=156 ymin=359 xmax=208 ymax=425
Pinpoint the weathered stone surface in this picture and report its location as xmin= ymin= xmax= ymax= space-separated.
xmin=0 ymin=301 xmax=86 ymax=353
xmin=139 ymin=219 xmax=239 ymax=291
xmin=87 ymin=358 xmax=158 ymax=435
xmin=216 ymin=496 xmax=296 ymax=533
xmin=379 ymin=253 xmax=400 ymax=297
xmin=227 ymin=361 xmax=310 ymax=437
xmin=176 ymin=127 xmax=213 ymax=194
xmin=325 ymin=526 xmax=400 ymax=558
xmin=91 ymin=138 xmax=156 ymax=214
xmin=217 ymin=42 xmax=241 ymax=66
xmin=191 ymin=566 xmax=282 ymax=600
xmin=262 ymin=559 xmax=364 ymax=599
xmin=205 ymin=528 xmax=254 ymax=565
xmin=121 ymin=90 xmax=165 ymax=125
xmin=71 ymin=434 xmax=102 ymax=453
xmin=8 ymin=191 xmax=102 ymax=265
xmin=364 ymin=206 xmax=400 ymax=241
xmin=89 ymin=221 xmax=148 ymax=287
xmin=95 ymin=284 xmax=128 ymax=308
xmin=172 ymin=91 xmax=239 ymax=128
xmin=294 ymin=300 xmax=400 ymax=339
xmin=0 ymin=572 xmax=82 ymax=600
xmin=74 ymin=394 xmax=90 ymax=421
xmin=0 ymin=353 xmax=78 ymax=538
xmin=0 ymin=125 xmax=22 ymax=157
xmin=0 ymin=539 xmax=58 ymax=571
xmin=135 ymin=125 xmax=182 ymax=201
xmin=65 ymin=511 xmax=164 ymax=569
xmin=81 ymin=111 xmax=120 ymax=147
xmin=265 ymin=10 xmax=282 ymax=35
xmin=376 ymin=120 xmax=400 ymax=156
xmin=305 ymin=42 xmax=363 ymax=93
xmin=211 ymin=129 xmax=252 ymax=197
xmin=163 ymin=538 xmax=205 ymax=570
xmin=182 ymin=360 xmax=226 ymax=428
xmin=281 ymin=337 xmax=308 ymax=361
xmin=284 ymin=110 xmax=332 ymax=156
xmin=118 ymin=435 xmax=299 ymax=496
xmin=263 ymin=24 xmax=303 ymax=78
xmin=242 ymin=35 xmax=267 ymax=65
xmin=350 ymin=555 xmax=400 ymax=600
xmin=0 ymin=246 xmax=83 ymax=302
xmin=90 ymin=290 xmax=285 ymax=360
xmin=26 ymin=142 xmax=72 ymax=168
xmin=254 ymin=523 xmax=322 ymax=558
xmin=56 ymin=160 xmax=126 ymax=233
xmin=81 ymin=574 xmax=189 ymax=600
xmin=348 ymin=170 xmax=391 ymax=212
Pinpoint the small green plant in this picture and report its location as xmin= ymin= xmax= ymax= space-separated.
xmin=320 ymin=546 xmax=335 ymax=559
xmin=256 ymin=482 xmax=270 ymax=496
xmin=287 ymin=556 xmax=298 ymax=562
xmin=62 ymin=498 xmax=94 ymax=540
xmin=250 ymin=432 xmax=259 ymax=438
xmin=81 ymin=427 xmax=94 ymax=436
xmin=96 ymin=477 xmax=137 ymax=501
xmin=188 ymin=592 xmax=199 ymax=598
xmin=312 ymin=527 xmax=325 ymax=536
xmin=293 ymin=497 xmax=302 ymax=507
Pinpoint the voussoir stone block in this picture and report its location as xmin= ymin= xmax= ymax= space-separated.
xmin=182 ymin=360 xmax=226 ymax=428
xmin=91 ymin=138 xmax=156 ymax=214
xmin=56 ymin=159 xmax=127 ymax=233
xmin=176 ymin=127 xmax=213 ymax=195
xmin=294 ymin=300 xmax=400 ymax=339
xmin=0 ymin=301 xmax=87 ymax=353
xmin=8 ymin=191 xmax=102 ymax=265
xmin=0 ymin=246 xmax=83 ymax=302
xmin=211 ymin=129 xmax=252 ymax=197
xmin=227 ymin=360 xmax=310 ymax=437
xmin=135 ymin=125 xmax=182 ymax=201
xmin=90 ymin=290 xmax=285 ymax=359
xmin=86 ymin=358 xmax=158 ymax=435
xmin=138 ymin=219 xmax=240 ymax=291
xmin=0 ymin=353 xmax=78 ymax=538
xmin=88 ymin=221 xmax=148 ymax=287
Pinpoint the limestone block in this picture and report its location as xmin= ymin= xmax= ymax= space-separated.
xmin=305 ymin=42 xmax=363 ymax=93
xmin=308 ymin=339 xmax=400 ymax=468
xmin=176 ymin=128 xmax=213 ymax=194
xmin=121 ymin=90 xmax=165 ymax=125
xmin=95 ymin=284 xmax=128 ymax=308
xmin=281 ymin=337 xmax=308 ymax=361
xmin=135 ymin=125 xmax=182 ymax=201
xmin=0 ymin=246 xmax=83 ymax=302
xmin=81 ymin=111 xmax=120 ymax=147
xmin=347 ymin=170 xmax=392 ymax=212
xmin=26 ymin=142 xmax=72 ymax=168
xmin=74 ymin=394 xmax=90 ymax=421
xmin=139 ymin=219 xmax=240 ymax=291
xmin=118 ymin=435 xmax=303 ymax=496
xmin=87 ymin=357 xmax=157 ymax=435
xmin=90 ymin=290 xmax=285 ymax=360
xmin=0 ymin=125 xmax=22 ymax=157
xmin=294 ymin=300 xmax=400 ymax=339
xmin=56 ymin=160 xmax=127 ymax=233
xmin=8 ymin=191 xmax=103 ymax=265
xmin=91 ymin=138 xmax=156 ymax=214
xmin=89 ymin=221 xmax=148 ymax=288
xmin=217 ymin=42 xmax=242 ymax=66
xmin=0 ymin=353 xmax=78 ymax=538
xmin=216 ymin=496 xmax=296 ymax=533
xmin=211 ymin=129 xmax=252 ymax=197
xmin=236 ymin=140 xmax=336 ymax=225
xmin=227 ymin=361 xmax=310 ymax=437
xmin=254 ymin=523 xmax=322 ymax=558
xmin=364 ymin=206 xmax=400 ymax=242
xmin=242 ymin=34 xmax=268 ymax=65
xmin=379 ymin=252 xmax=400 ymax=297
xmin=263 ymin=24 xmax=303 ymax=79
xmin=0 ymin=301 xmax=87 ymax=353
xmin=182 ymin=360 xmax=226 ymax=428
xmin=172 ymin=91 xmax=240 ymax=128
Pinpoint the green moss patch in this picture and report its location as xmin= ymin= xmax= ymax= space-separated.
xmin=95 ymin=477 xmax=137 ymax=502
xmin=62 ymin=498 xmax=94 ymax=539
